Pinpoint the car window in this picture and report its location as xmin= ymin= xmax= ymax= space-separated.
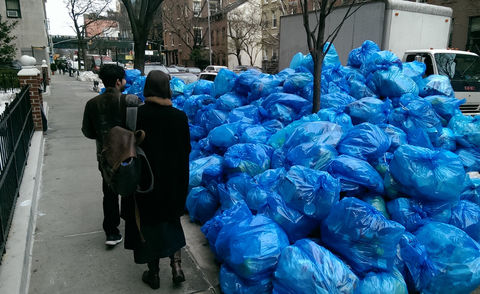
xmin=199 ymin=74 xmax=216 ymax=81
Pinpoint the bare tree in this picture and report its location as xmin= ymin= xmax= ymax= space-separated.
xmin=120 ymin=0 xmax=164 ymax=74
xmin=161 ymin=0 xmax=209 ymax=52
xmin=227 ymin=4 xmax=262 ymax=66
xmin=66 ymin=0 xmax=113 ymax=71
xmin=300 ymin=0 xmax=363 ymax=113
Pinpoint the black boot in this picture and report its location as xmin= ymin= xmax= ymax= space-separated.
xmin=142 ymin=259 xmax=160 ymax=289
xmin=170 ymin=250 xmax=185 ymax=284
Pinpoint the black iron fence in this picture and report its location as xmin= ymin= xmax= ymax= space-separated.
xmin=0 ymin=70 xmax=20 ymax=93
xmin=0 ymin=85 xmax=34 ymax=257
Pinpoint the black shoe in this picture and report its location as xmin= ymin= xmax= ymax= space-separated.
xmin=142 ymin=270 xmax=160 ymax=289
xmin=105 ymin=234 xmax=123 ymax=246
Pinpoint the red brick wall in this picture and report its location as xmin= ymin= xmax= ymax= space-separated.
xmin=19 ymin=75 xmax=44 ymax=131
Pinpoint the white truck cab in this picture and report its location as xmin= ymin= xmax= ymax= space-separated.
xmin=403 ymin=49 xmax=480 ymax=114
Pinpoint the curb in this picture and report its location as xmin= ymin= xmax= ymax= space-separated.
xmin=0 ymin=108 xmax=46 ymax=293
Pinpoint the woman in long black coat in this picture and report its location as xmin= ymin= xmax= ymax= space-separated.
xmin=123 ymin=70 xmax=191 ymax=289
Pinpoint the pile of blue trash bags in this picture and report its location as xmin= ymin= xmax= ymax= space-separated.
xmin=122 ymin=40 xmax=480 ymax=294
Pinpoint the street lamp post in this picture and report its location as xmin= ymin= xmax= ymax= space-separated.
xmin=207 ymin=0 xmax=212 ymax=65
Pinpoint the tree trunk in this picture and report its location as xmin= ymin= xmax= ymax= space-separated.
xmin=134 ymin=32 xmax=147 ymax=75
xmin=236 ymin=51 xmax=242 ymax=66
xmin=312 ymin=52 xmax=323 ymax=113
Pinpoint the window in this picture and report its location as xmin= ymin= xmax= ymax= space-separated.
xmin=263 ymin=48 xmax=268 ymax=60
xmin=467 ymin=16 xmax=480 ymax=54
xmin=264 ymin=0 xmax=268 ymax=4
xmin=6 ymin=0 xmax=21 ymax=18
xmin=272 ymin=10 xmax=277 ymax=28
xmin=222 ymin=27 xmax=226 ymax=44
xmin=272 ymin=49 xmax=278 ymax=60
xmin=209 ymin=0 xmax=219 ymax=14
xmin=193 ymin=0 xmax=201 ymax=17
xmin=193 ymin=27 xmax=203 ymax=46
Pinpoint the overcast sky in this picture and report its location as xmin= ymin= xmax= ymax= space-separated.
xmin=46 ymin=0 xmax=117 ymax=36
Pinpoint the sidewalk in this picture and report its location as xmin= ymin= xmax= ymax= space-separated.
xmin=26 ymin=73 xmax=220 ymax=294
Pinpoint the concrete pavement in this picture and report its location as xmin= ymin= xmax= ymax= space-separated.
xmin=25 ymin=73 xmax=220 ymax=293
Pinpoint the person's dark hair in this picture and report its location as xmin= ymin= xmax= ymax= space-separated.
xmin=143 ymin=70 xmax=172 ymax=99
xmin=98 ymin=64 xmax=125 ymax=88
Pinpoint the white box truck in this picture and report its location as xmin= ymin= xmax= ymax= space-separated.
xmin=279 ymin=0 xmax=480 ymax=113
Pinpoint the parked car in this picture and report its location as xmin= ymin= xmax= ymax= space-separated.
xmin=144 ymin=63 xmax=198 ymax=84
xmin=186 ymin=67 xmax=201 ymax=75
xmin=233 ymin=65 xmax=262 ymax=73
xmin=199 ymin=72 xmax=218 ymax=81
xmin=204 ymin=65 xmax=228 ymax=72
xmin=169 ymin=65 xmax=187 ymax=72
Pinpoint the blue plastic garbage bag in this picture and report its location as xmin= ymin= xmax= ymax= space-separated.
xmin=388 ymin=94 xmax=442 ymax=137
xmin=432 ymin=127 xmax=456 ymax=151
xmin=402 ymin=61 xmax=426 ymax=83
xmin=213 ymin=69 xmax=238 ymax=97
xmin=186 ymin=187 xmax=219 ymax=224
xmin=421 ymin=200 xmax=455 ymax=223
xmin=348 ymin=79 xmax=377 ymax=99
xmin=193 ymin=79 xmax=214 ymax=95
xmin=216 ymin=93 xmax=244 ymax=111
xmin=207 ymin=122 xmax=245 ymax=150
xmin=283 ymin=72 xmax=313 ymax=95
xmin=320 ymin=92 xmax=356 ymax=110
xmin=360 ymin=194 xmax=390 ymax=219
xmin=355 ymin=270 xmax=407 ymax=294
xmin=347 ymin=97 xmax=392 ymax=125
xmin=462 ymin=178 xmax=480 ymax=205
xmin=347 ymin=40 xmax=380 ymax=68
xmin=218 ymin=183 xmax=245 ymax=210
xmin=273 ymin=239 xmax=359 ymax=294
xmin=323 ymin=42 xmax=341 ymax=67
xmin=322 ymin=197 xmax=405 ymax=275
xmin=289 ymin=52 xmax=314 ymax=74
xmin=371 ymin=152 xmax=393 ymax=177
xmin=255 ymin=168 xmax=287 ymax=190
xmin=361 ymin=51 xmax=403 ymax=76
xmin=215 ymin=214 xmax=289 ymax=280
xmin=337 ymin=123 xmax=391 ymax=161
xmin=286 ymin=142 xmax=338 ymax=170
xmin=418 ymin=74 xmax=455 ymax=97
xmin=317 ymin=108 xmax=353 ymax=131
xmin=261 ymin=93 xmax=311 ymax=118
xmin=448 ymin=114 xmax=480 ymax=148
xmin=414 ymin=222 xmax=480 ymax=294
xmin=370 ymin=67 xmax=419 ymax=97
xmin=299 ymin=82 xmax=313 ymax=102
xmin=323 ymin=64 xmax=350 ymax=91
xmin=189 ymin=155 xmax=224 ymax=188
xmin=378 ymin=124 xmax=407 ymax=152
xmin=189 ymin=123 xmax=207 ymax=141
xmin=406 ymin=128 xmax=434 ymax=150
xmin=387 ymin=198 xmax=428 ymax=232
xmin=396 ymin=232 xmax=432 ymax=292
xmin=224 ymin=143 xmax=273 ymax=177
xmin=235 ymin=69 xmax=262 ymax=96
xmin=201 ymin=201 xmax=252 ymax=253
xmin=390 ymin=145 xmax=466 ymax=202
xmin=262 ymin=119 xmax=284 ymax=133
xmin=170 ymin=77 xmax=186 ymax=97
xmin=240 ymin=125 xmax=273 ymax=144
xmin=183 ymin=82 xmax=195 ymax=97
xmin=199 ymin=107 xmax=229 ymax=130
xmin=327 ymin=155 xmax=384 ymax=193
xmin=425 ymin=95 xmax=465 ymax=121
xmin=125 ymin=69 xmax=141 ymax=85
xmin=277 ymin=165 xmax=340 ymax=221
xmin=456 ymin=148 xmax=480 ymax=172
xmin=250 ymin=77 xmax=283 ymax=101
xmin=261 ymin=193 xmax=317 ymax=243
xmin=449 ymin=200 xmax=480 ymax=242
xmin=228 ymin=105 xmax=261 ymax=124
xmin=220 ymin=264 xmax=272 ymax=294
xmin=283 ymin=121 xmax=344 ymax=151
xmin=183 ymin=94 xmax=216 ymax=120
xmin=267 ymin=114 xmax=322 ymax=149
xmin=127 ymin=75 xmax=146 ymax=101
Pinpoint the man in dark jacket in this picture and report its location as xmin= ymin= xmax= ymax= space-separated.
xmin=81 ymin=64 xmax=140 ymax=247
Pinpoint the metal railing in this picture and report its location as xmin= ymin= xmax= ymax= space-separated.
xmin=0 ymin=85 xmax=34 ymax=258
xmin=0 ymin=71 xmax=20 ymax=93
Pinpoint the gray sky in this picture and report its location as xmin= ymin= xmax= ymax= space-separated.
xmin=46 ymin=0 xmax=117 ymax=36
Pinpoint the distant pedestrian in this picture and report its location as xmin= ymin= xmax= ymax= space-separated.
xmin=58 ymin=63 xmax=64 ymax=75
xmin=81 ymin=64 xmax=141 ymax=248
xmin=123 ymin=70 xmax=191 ymax=289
